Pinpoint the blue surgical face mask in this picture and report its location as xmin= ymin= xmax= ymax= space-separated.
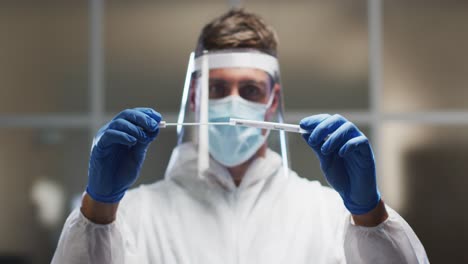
xmin=208 ymin=95 xmax=274 ymax=167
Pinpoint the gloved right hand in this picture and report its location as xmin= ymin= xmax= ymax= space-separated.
xmin=300 ymin=114 xmax=380 ymax=215
xmin=86 ymin=108 xmax=162 ymax=203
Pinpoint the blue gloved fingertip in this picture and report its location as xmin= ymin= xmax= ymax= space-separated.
xmin=338 ymin=146 xmax=346 ymax=157
xmin=307 ymin=135 xmax=317 ymax=147
xmin=150 ymin=119 xmax=158 ymax=129
xmin=128 ymin=135 xmax=138 ymax=144
xmin=321 ymin=145 xmax=330 ymax=155
xmin=310 ymin=136 xmax=321 ymax=147
xmin=154 ymin=111 xmax=162 ymax=121
xmin=299 ymin=117 xmax=316 ymax=130
xmin=141 ymin=130 xmax=148 ymax=140
xmin=148 ymin=109 xmax=162 ymax=122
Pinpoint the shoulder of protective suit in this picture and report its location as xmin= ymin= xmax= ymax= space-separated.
xmin=137 ymin=179 xmax=181 ymax=196
xmin=119 ymin=180 xmax=177 ymax=207
xmin=115 ymin=180 xmax=183 ymax=224
xmin=285 ymin=170 xmax=345 ymax=210
xmin=283 ymin=171 xmax=348 ymax=231
xmin=285 ymin=170 xmax=322 ymax=192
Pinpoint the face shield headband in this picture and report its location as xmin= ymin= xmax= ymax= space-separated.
xmin=193 ymin=51 xmax=280 ymax=83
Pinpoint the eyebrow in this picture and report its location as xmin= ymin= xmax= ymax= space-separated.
xmin=209 ymin=78 xmax=227 ymax=82
xmin=238 ymin=80 xmax=268 ymax=88
xmin=209 ymin=78 xmax=266 ymax=84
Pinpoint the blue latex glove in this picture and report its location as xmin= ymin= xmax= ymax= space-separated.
xmin=86 ymin=108 xmax=162 ymax=203
xmin=300 ymin=114 xmax=380 ymax=215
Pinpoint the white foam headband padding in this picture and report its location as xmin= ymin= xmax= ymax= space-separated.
xmin=193 ymin=52 xmax=279 ymax=77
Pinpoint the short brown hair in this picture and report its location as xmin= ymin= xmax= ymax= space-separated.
xmin=195 ymin=9 xmax=279 ymax=57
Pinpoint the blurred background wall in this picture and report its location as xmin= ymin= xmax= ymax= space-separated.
xmin=0 ymin=0 xmax=467 ymax=263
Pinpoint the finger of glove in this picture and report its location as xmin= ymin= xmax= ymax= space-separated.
xmin=321 ymin=122 xmax=360 ymax=155
xmin=108 ymin=118 xmax=148 ymax=141
xmin=132 ymin=109 xmax=162 ymax=149
xmin=301 ymin=132 xmax=328 ymax=166
xmin=133 ymin=128 xmax=160 ymax=154
xmin=299 ymin=114 xmax=331 ymax=131
xmin=144 ymin=127 xmax=160 ymax=141
xmin=114 ymin=109 xmax=159 ymax=132
xmin=133 ymin=107 xmax=162 ymax=123
xmin=339 ymin=135 xmax=373 ymax=159
xmin=308 ymin=114 xmax=347 ymax=147
xmin=96 ymin=129 xmax=137 ymax=149
xmin=300 ymin=114 xmax=330 ymax=152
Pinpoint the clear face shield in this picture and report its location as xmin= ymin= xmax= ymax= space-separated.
xmin=176 ymin=49 xmax=290 ymax=180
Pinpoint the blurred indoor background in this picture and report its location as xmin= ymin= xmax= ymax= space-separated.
xmin=0 ymin=0 xmax=467 ymax=263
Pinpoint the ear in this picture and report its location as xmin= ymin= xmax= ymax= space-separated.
xmin=265 ymin=83 xmax=281 ymax=121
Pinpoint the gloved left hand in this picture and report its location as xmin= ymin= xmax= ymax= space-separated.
xmin=86 ymin=108 xmax=162 ymax=203
xmin=300 ymin=114 xmax=381 ymax=215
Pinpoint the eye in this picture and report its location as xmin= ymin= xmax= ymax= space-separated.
xmin=209 ymin=81 xmax=229 ymax=99
xmin=239 ymin=84 xmax=266 ymax=102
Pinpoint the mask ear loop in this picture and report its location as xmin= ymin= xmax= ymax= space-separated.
xmin=261 ymin=89 xmax=276 ymax=140
xmin=265 ymin=91 xmax=276 ymax=109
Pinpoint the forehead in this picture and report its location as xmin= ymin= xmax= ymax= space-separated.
xmin=208 ymin=68 xmax=271 ymax=84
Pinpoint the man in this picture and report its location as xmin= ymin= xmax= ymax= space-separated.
xmin=52 ymin=9 xmax=428 ymax=263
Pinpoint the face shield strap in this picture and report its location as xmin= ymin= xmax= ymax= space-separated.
xmin=198 ymin=52 xmax=210 ymax=177
xmin=277 ymin=93 xmax=290 ymax=178
xmin=177 ymin=52 xmax=195 ymax=143
xmin=273 ymin=60 xmax=290 ymax=178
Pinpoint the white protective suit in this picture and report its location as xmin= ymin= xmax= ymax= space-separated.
xmin=52 ymin=143 xmax=428 ymax=263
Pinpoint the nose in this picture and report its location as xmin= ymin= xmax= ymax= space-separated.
xmin=228 ymin=84 xmax=240 ymax=97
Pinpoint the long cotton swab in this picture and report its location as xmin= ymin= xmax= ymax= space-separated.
xmin=158 ymin=119 xmax=310 ymax=134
